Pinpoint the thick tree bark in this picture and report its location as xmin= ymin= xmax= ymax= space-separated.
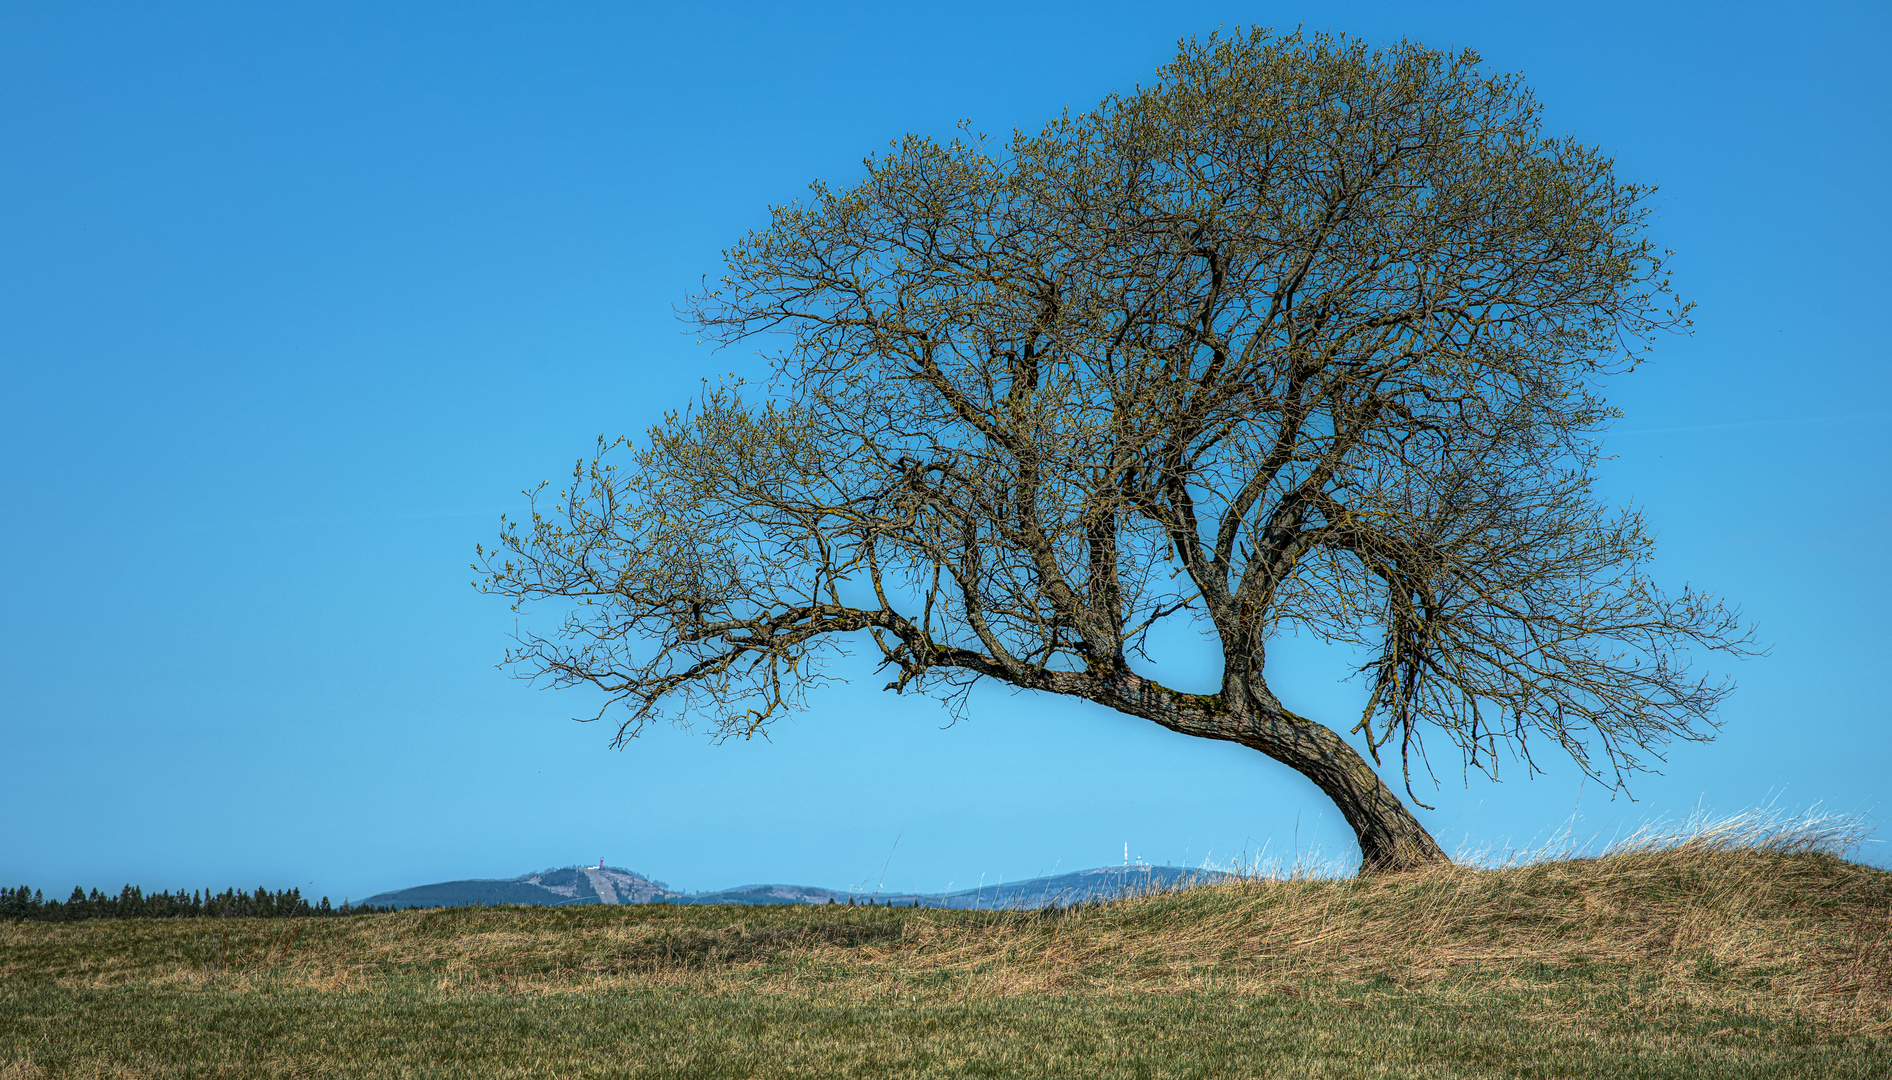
xmin=1070 ymin=671 xmax=1451 ymax=874
xmin=1239 ymin=713 xmax=1451 ymax=873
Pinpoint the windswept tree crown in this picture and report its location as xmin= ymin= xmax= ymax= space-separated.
xmin=483 ymin=30 xmax=1748 ymax=867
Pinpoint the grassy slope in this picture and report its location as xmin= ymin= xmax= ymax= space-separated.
xmin=3 ymin=848 xmax=1888 ymax=1078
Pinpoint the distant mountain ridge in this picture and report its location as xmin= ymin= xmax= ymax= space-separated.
xmin=355 ymin=864 xmax=1229 ymax=910
xmin=353 ymin=866 xmax=675 ymax=910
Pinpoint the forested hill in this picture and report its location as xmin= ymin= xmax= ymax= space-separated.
xmin=0 ymin=884 xmax=391 ymax=921
xmin=3 ymin=865 xmax=1235 ymax=921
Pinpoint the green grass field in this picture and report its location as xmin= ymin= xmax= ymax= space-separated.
xmin=4 ymin=847 xmax=1888 ymax=1078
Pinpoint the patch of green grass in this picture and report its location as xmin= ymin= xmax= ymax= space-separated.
xmin=4 ymin=977 xmax=1883 ymax=1078
xmin=3 ymin=850 xmax=1888 ymax=1078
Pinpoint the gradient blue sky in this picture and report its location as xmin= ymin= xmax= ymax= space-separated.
xmin=3 ymin=1 xmax=1887 ymax=904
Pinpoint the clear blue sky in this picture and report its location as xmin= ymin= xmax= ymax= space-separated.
xmin=3 ymin=1 xmax=1887 ymax=903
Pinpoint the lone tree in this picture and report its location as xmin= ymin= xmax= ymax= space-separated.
xmin=482 ymin=31 xmax=1750 ymax=872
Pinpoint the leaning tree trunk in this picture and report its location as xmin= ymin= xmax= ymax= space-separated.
xmin=1095 ymin=673 xmax=1450 ymax=874
xmin=1238 ymin=706 xmax=1450 ymax=873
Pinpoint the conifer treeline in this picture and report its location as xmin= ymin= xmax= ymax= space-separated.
xmin=0 ymin=884 xmax=395 ymax=921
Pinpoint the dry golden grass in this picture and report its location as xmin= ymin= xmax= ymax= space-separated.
xmin=3 ymin=839 xmax=1889 ymax=1077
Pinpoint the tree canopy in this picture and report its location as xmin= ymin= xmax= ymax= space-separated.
xmin=481 ymin=30 xmax=1751 ymax=871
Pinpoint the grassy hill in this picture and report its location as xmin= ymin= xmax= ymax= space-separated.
xmin=3 ymin=844 xmax=1888 ymax=1078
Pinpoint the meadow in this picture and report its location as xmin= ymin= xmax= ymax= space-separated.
xmin=4 ymin=829 xmax=1888 ymax=1078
